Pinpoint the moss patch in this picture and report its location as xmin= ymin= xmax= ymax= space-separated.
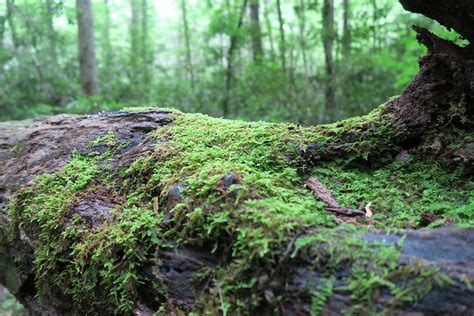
xmin=8 ymin=107 xmax=473 ymax=314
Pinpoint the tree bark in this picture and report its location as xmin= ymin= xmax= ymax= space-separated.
xmin=76 ymin=0 xmax=99 ymax=96
xmin=1 ymin=27 xmax=473 ymax=307
xmin=399 ymin=0 xmax=474 ymax=43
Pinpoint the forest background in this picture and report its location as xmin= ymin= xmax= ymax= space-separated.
xmin=0 ymin=0 xmax=467 ymax=124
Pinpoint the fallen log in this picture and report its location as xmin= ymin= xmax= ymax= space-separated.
xmin=0 ymin=100 xmax=472 ymax=315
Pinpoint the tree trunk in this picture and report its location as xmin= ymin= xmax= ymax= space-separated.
xmin=371 ymin=0 xmax=379 ymax=51
xmin=76 ymin=0 xmax=99 ymax=96
xmin=44 ymin=0 xmax=58 ymax=63
xmin=249 ymin=0 xmax=263 ymax=62
xmin=181 ymin=0 xmax=196 ymax=94
xmin=102 ymin=0 xmax=112 ymax=74
xmin=322 ymin=0 xmax=335 ymax=115
xmin=130 ymin=0 xmax=140 ymax=92
xmin=6 ymin=1 xmax=47 ymax=93
xmin=263 ymin=0 xmax=276 ymax=63
xmin=0 ymin=15 xmax=6 ymax=57
xmin=6 ymin=0 xmax=19 ymax=58
xmin=141 ymin=0 xmax=150 ymax=95
xmin=222 ymin=0 xmax=248 ymax=118
xmin=1 ymin=31 xmax=473 ymax=309
xmin=276 ymin=0 xmax=286 ymax=71
xmin=342 ymin=0 xmax=351 ymax=59
xmin=297 ymin=0 xmax=309 ymax=76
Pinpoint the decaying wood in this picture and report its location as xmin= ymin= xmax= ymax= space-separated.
xmin=399 ymin=0 xmax=474 ymax=43
xmin=0 ymin=108 xmax=473 ymax=315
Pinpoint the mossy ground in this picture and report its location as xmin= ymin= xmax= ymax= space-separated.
xmin=8 ymin=107 xmax=473 ymax=314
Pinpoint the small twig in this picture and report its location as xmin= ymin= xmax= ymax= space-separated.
xmin=325 ymin=207 xmax=366 ymax=217
xmin=305 ymin=177 xmax=368 ymax=217
xmin=269 ymin=231 xmax=303 ymax=282
xmin=305 ymin=177 xmax=340 ymax=208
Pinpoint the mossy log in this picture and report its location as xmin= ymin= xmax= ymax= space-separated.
xmin=1 ymin=6 xmax=474 ymax=315
xmin=0 ymin=105 xmax=473 ymax=315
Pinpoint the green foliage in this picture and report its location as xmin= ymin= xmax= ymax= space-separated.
xmin=310 ymin=278 xmax=334 ymax=315
xmin=0 ymin=0 xmax=445 ymax=124
xmin=343 ymin=239 xmax=453 ymax=314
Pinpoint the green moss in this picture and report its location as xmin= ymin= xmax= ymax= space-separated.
xmin=10 ymin=152 xmax=163 ymax=313
xmin=88 ymin=129 xmax=118 ymax=148
xmin=63 ymin=207 xmax=162 ymax=313
xmin=7 ymin=107 xmax=473 ymax=314
xmin=313 ymin=157 xmax=473 ymax=228
xmin=10 ymin=153 xmax=99 ymax=297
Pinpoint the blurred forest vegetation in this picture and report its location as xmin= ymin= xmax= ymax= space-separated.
xmin=0 ymin=0 xmax=466 ymax=124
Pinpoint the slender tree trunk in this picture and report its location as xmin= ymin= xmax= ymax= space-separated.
xmin=0 ymin=14 xmax=7 ymax=73
xmin=76 ymin=0 xmax=99 ymax=96
xmin=371 ymin=0 xmax=378 ymax=51
xmin=130 ymin=0 xmax=140 ymax=91
xmin=249 ymin=0 xmax=263 ymax=62
xmin=44 ymin=0 xmax=58 ymax=63
xmin=222 ymin=0 xmax=248 ymax=118
xmin=263 ymin=0 xmax=276 ymax=63
xmin=0 ymin=16 xmax=5 ymax=53
xmin=6 ymin=0 xmax=19 ymax=56
xmin=322 ymin=0 xmax=335 ymax=115
xmin=102 ymin=0 xmax=112 ymax=71
xmin=342 ymin=0 xmax=351 ymax=59
xmin=288 ymin=35 xmax=296 ymax=85
xmin=181 ymin=0 xmax=196 ymax=94
xmin=276 ymin=0 xmax=286 ymax=71
xmin=297 ymin=0 xmax=309 ymax=76
xmin=141 ymin=0 xmax=150 ymax=94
